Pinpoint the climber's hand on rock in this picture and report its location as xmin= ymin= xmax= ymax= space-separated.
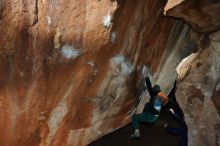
xmin=169 ymin=108 xmax=174 ymax=114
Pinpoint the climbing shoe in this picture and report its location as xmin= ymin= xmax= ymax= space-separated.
xmin=129 ymin=132 xmax=141 ymax=139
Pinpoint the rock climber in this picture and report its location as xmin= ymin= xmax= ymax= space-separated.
xmin=130 ymin=75 xmax=169 ymax=139
xmin=164 ymin=107 xmax=188 ymax=146
xmin=163 ymin=79 xmax=178 ymax=111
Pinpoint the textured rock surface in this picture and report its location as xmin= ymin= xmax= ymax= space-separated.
xmin=0 ymin=0 xmax=220 ymax=146
xmin=164 ymin=1 xmax=220 ymax=146
xmin=165 ymin=0 xmax=220 ymax=33
xmin=0 ymin=0 xmax=192 ymax=146
xmin=176 ymin=31 xmax=220 ymax=146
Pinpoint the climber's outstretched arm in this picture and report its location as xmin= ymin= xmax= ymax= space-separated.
xmin=145 ymin=77 xmax=154 ymax=98
xmin=168 ymin=80 xmax=177 ymax=99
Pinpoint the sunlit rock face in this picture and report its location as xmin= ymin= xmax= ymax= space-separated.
xmin=0 ymin=0 xmax=189 ymax=146
xmin=0 ymin=0 xmax=219 ymax=146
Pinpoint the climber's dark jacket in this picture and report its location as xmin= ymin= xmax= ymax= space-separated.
xmin=166 ymin=80 xmax=177 ymax=108
xmin=165 ymin=111 xmax=188 ymax=146
xmin=132 ymin=77 xmax=164 ymax=129
xmin=144 ymin=77 xmax=169 ymax=114
xmin=145 ymin=77 xmax=159 ymax=99
xmin=144 ymin=77 xmax=162 ymax=115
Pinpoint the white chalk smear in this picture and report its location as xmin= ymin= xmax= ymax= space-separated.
xmin=103 ymin=14 xmax=112 ymax=28
xmin=46 ymin=16 xmax=51 ymax=25
xmin=60 ymin=45 xmax=82 ymax=59
xmin=111 ymin=54 xmax=134 ymax=76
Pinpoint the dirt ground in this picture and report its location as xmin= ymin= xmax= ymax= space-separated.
xmin=89 ymin=111 xmax=180 ymax=146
